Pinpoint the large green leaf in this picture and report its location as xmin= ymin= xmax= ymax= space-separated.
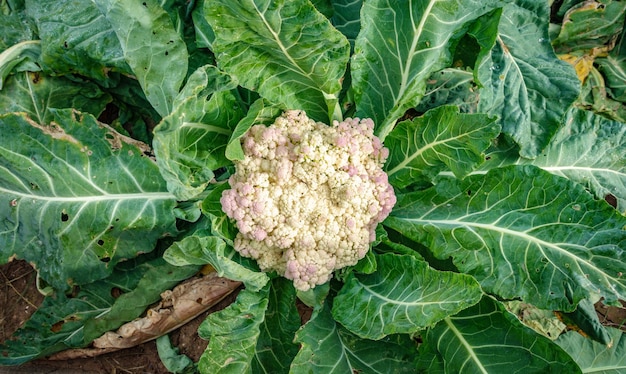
xmin=0 ymin=40 xmax=40 ymax=89
xmin=384 ymin=165 xmax=626 ymax=311
xmin=556 ymin=327 xmax=626 ymax=373
xmin=330 ymin=0 xmax=362 ymax=49
xmin=204 ymin=0 xmax=350 ymax=122
xmin=197 ymin=285 xmax=270 ymax=374
xmin=351 ymin=0 xmax=505 ymax=140
xmin=251 ymin=278 xmax=300 ymax=374
xmin=290 ymin=301 xmax=417 ymax=373
xmin=384 ymin=106 xmax=500 ymax=189
xmin=25 ymin=0 xmax=131 ymax=81
xmin=0 ymin=71 xmax=111 ymax=124
xmin=93 ymin=0 xmax=188 ymax=116
xmin=152 ymin=65 xmax=244 ymax=200
xmin=479 ymin=108 xmax=626 ymax=214
xmin=0 ymin=256 xmax=195 ymax=365
xmin=476 ymin=0 xmax=580 ymax=158
xmin=0 ymin=110 xmax=177 ymax=291
xmin=421 ymin=296 xmax=581 ymax=373
xmin=332 ymin=253 xmax=482 ymax=340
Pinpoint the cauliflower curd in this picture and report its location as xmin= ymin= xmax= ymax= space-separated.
xmin=220 ymin=110 xmax=396 ymax=290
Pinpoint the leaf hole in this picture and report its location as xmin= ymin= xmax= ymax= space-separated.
xmin=605 ymin=194 xmax=617 ymax=209
xmin=467 ymin=190 xmax=472 ymax=196
xmin=111 ymin=287 xmax=123 ymax=298
xmin=196 ymin=298 xmax=203 ymax=304
xmin=50 ymin=321 xmax=64 ymax=333
xmin=97 ymin=239 xmax=105 ymax=246
xmin=61 ymin=212 xmax=69 ymax=222
xmin=100 ymin=256 xmax=110 ymax=263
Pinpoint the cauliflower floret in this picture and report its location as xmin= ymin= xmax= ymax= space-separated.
xmin=220 ymin=110 xmax=396 ymax=291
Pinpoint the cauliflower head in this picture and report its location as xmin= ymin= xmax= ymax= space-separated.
xmin=220 ymin=110 xmax=396 ymax=291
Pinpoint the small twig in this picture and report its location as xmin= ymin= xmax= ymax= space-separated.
xmin=0 ymin=266 xmax=38 ymax=309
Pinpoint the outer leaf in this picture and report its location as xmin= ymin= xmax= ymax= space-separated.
xmin=197 ymin=285 xmax=270 ymax=374
xmin=598 ymin=55 xmax=626 ymax=103
xmin=423 ymin=296 xmax=581 ymax=373
xmin=556 ymin=327 xmax=626 ymax=373
xmin=163 ymin=235 xmax=269 ymax=292
xmin=0 ymin=40 xmax=40 ymax=89
xmin=476 ymin=0 xmax=580 ymax=158
xmin=252 ymin=278 xmax=300 ymax=374
xmin=414 ymin=69 xmax=479 ymax=114
xmin=152 ymin=65 xmax=244 ymax=200
xmin=384 ymin=106 xmax=500 ymax=189
xmin=93 ymin=0 xmax=188 ymax=116
xmin=25 ymin=0 xmax=131 ymax=81
xmin=0 ymin=256 xmax=193 ymax=365
xmin=290 ymin=301 xmax=417 ymax=374
xmin=0 ymin=110 xmax=177 ymax=291
xmin=332 ymin=253 xmax=482 ymax=340
xmin=553 ymin=0 xmax=626 ymax=52
xmin=204 ymin=0 xmax=350 ymax=122
xmin=0 ymin=71 xmax=111 ymax=124
xmin=480 ymin=108 xmax=626 ymax=214
xmin=351 ymin=0 xmax=505 ymax=140
xmin=384 ymin=165 xmax=626 ymax=311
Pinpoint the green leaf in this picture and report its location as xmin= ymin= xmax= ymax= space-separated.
xmin=384 ymin=165 xmax=626 ymax=311
xmin=163 ymin=235 xmax=269 ymax=292
xmin=156 ymin=334 xmax=197 ymax=374
xmin=0 ymin=256 xmax=192 ymax=365
xmin=152 ymin=65 xmax=244 ymax=200
xmin=423 ymin=296 xmax=582 ymax=373
xmin=225 ymin=98 xmax=282 ymax=161
xmin=558 ymin=298 xmax=612 ymax=346
xmin=252 ymin=278 xmax=300 ymax=374
xmin=201 ymin=182 xmax=238 ymax=246
xmin=0 ymin=40 xmax=41 ymax=90
xmin=414 ymin=68 xmax=479 ymax=114
xmin=0 ymin=7 xmax=36 ymax=51
xmin=476 ymin=0 xmax=580 ymax=158
xmin=597 ymin=55 xmax=626 ymax=103
xmin=0 ymin=71 xmax=111 ymax=124
xmin=553 ymin=0 xmax=626 ymax=52
xmin=351 ymin=0 xmax=505 ymax=140
xmin=0 ymin=110 xmax=177 ymax=291
xmin=93 ymin=0 xmax=188 ymax=116
xmin=384 ymin=106 xmax=500 ymax=189
xmin=197 ymin=285 xmax=270 ymax=374
xmin=556 ymin=327 xmax=626 ymax=373
xmin=26 ymin=0 xmax=131 ymax=81
xmin=204 ymin=0 xmax=350 ymax=122
xmin=480 ymin=108 xmax=626 ymax=214
xmin=332 ymin=253 xmax=483 ymax=340
xmin=291 ymin=301 xmax=417 ymax=374
xmin=330 ymin=0 xmax=362 ymax=49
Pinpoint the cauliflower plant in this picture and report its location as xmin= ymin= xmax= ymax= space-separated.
xmin=220 ymin=110 xmax=396 ymax=291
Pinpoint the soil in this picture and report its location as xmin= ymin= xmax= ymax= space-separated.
xmin=1 ymin=259 xmax=625 ymax=373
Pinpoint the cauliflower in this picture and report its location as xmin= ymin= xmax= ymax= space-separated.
xmin=220 ymin=110 xmax=396 ymax=291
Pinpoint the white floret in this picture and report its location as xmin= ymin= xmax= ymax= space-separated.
xmin=220 ymin=110 xmax=396 ymax=291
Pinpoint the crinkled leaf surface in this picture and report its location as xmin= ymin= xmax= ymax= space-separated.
xmin=251 ymin=278 xmax=300 ymax=374
xmin=476 ymin=0 xmax=580 ymax=158
xmin=153 ymin=65 xmax=244 ymax=200
xmin=204 ymin=0 xmax=350 ymax=122
xmin=384 ymin=106 xmax=500 ymax=189
xmin=0 ymin=71 xmax=111 ymax=124
xmin=25 ymin=0 xmax=131 ymax=81
xmin=93 ymin=0 xmax=188 ymax=116
xmin=414 ymin=69 xmax=478 ymax=114
xmin=384 ymin=165 xmax=626 ymax=311
xmin=0 ymin=110 xmax=177 ymax=291
xmin=480 ymin=108 xmax=626 ymax=214
xmin=197 ymin=285 xmax=269 ymax=374
xmin=0 ymin=256 xmax=195 ymax=365
xmin=556 ymin=327 xmax=626 ymax=373
xmin=332 ymin=253 xmax=482 ymax=340
xmin=291 ymin=301 xmax=418 ymax=374
xmin=351 ymin=0 xmax=505 ymax=140
xmin=422 ymin=296 xmax=581 ymax=373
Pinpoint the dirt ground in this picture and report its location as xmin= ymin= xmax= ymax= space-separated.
xmin=1 ymin=259 xmax=625 ymax=373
